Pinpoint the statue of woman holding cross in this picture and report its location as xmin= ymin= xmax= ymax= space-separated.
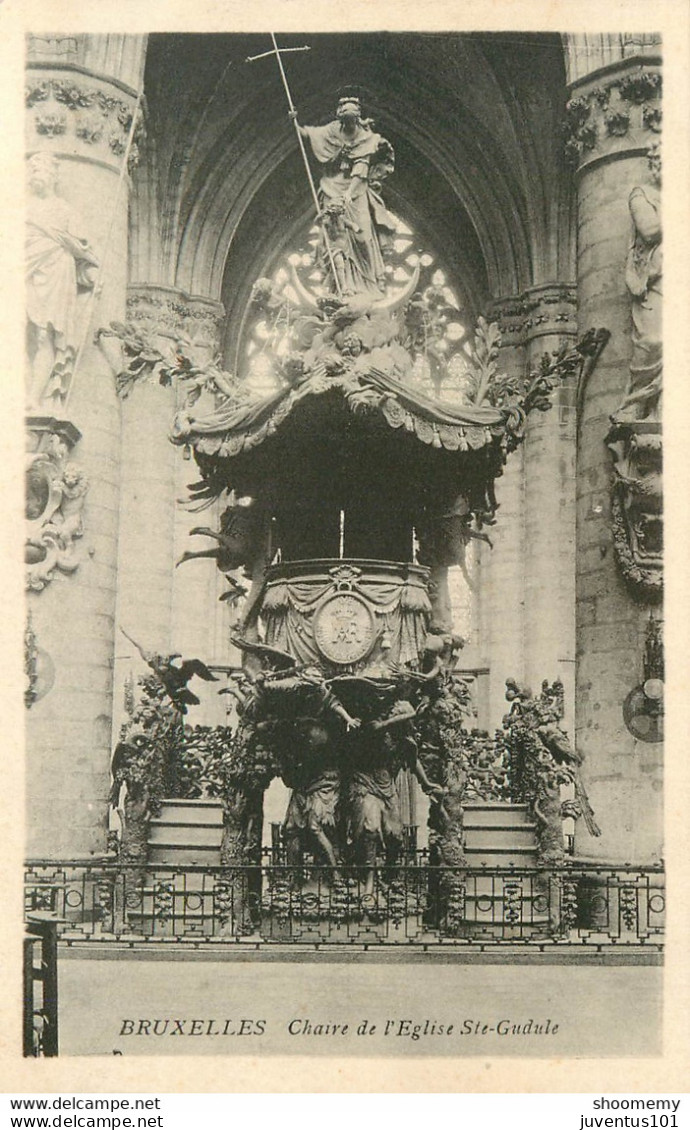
xmin=294 ymin=95 xmax=398 ymax=299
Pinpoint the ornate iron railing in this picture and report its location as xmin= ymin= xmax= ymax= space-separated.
xmin=24 ymin=857 xmax=664 ymax=949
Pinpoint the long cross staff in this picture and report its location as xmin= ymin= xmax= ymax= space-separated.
xmin=247 ymin=34 xmax=343 ymax=297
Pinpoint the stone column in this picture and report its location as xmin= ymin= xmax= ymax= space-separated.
xmin=112 ymin=287 xmax=226 ymax=735
xmin=522 ymin=284 xmax=578 ymax=735
xmin=24 ymin=35 xmax=147 ymax=858
xmin=567 ymin=52 xmax=663 ymax=861
xmin=481 ymin=299 xmax=528 ymax=728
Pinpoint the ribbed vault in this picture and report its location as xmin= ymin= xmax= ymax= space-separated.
xmin=130 ymin=32 xmax=574 ymax=365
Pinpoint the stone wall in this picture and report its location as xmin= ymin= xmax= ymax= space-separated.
xmin=570 ymin=53 xmax=663 ymax=862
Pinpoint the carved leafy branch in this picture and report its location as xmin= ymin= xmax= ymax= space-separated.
xmin=467 ymin=316 xmax=501 ymax=407
xmin=97 ymin=321 xmax=245 ymax=405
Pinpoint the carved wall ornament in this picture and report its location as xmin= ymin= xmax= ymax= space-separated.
xmin=24 ymin=614 xmax=39 ymax=709
xmin=75 ymin=113 xmax=105 ymax=144
xmin=25 ymin=81 xmax=51 ymax=108
xmin=606 ymin=422 xmax=662 ymax=601
xmin=109 ymin=133 xmax=127 ymax=157
xmin=25 ymin=418 xmax=89 ymax=592
xmin=605 ymin=110 xmax=631 ymax=137
xmin=96 ymin=290 xmax=226 ymax=398
xmin=27 ymin=36 xmax=79 ymax=60
xmin=606 ymin=154 xmax=662 ymax=601
xmin=642 ymin=105 xmax=662 ymax=133
xmin=35 ymin=112 xmax=68 ymax=137
xmin=24 ymin=613 xmax=56 ymax=708
xmin=25 ymin=74 xmax=144 ymax=172
xmin=617 ymin=70 xmax=662 ymax=104
xmin=52 ymin=80 xmax=96 ymax=110
xmin=125 ymin=290 xmax=225 ymax=347
xmin=488 ymin=285 xmax=577 ymax=344
xmin=623 ymin=615 xmax=664 ymax=742
xmin=312 ymin=592 xmax=378 ymax=666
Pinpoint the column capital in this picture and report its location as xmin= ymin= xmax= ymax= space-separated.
xmin=485 ymin=295 xmax=525 ymax=349
xmin=564 ymin=57 xmax=661 ymax=176
xmin=25 ymin=66 xmax=143 ymax=174
xmin=521 ymin=283 xmax=578 ymax=345
xmin=487 ymin=283 xmax=577 ymax=348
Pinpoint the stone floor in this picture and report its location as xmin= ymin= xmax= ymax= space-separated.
xmin=59 ymin=952 xmax=662 ymax=1057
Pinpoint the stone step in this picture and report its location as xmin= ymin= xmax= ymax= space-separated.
xmin=148 ymin=799 xmax=224 ymax=865
xmin=149 ymin=822 xmax=223 ymax=847
xmin=146 ymin=801 xmax=540 ymax=871
xmin=148 ymin=843 xmax=222 ymax=866
xmin=154 ymin=801 xmax=224 ymax=826
xmin=465 ymin=826 xmax=537 ymax=849
xmin=462 ymin=847 xmax=538 ymax=867
xmin=463 ymin=803 xmax=531 ymax=827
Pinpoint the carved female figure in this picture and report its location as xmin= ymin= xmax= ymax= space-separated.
xmin=25 ymin=153 xmax=98 ymax=405
xmin=615 ymin=145 xmax=662 ymax=422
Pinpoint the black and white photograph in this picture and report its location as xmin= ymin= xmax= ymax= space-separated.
xmin=13 ymin=10 xmax=683 ymax=1076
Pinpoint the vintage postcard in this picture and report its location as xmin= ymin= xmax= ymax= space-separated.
xmin=1 ymin=0 xmax=689 ymax=1094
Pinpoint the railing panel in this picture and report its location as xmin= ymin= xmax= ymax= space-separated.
xmin=24 ymin=859 xmax=665 ymax=949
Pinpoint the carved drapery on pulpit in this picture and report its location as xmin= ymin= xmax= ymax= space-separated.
xmin=262 ymin=561 xmax=432 ymax=675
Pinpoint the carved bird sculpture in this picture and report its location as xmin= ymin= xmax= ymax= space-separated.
xmin=119 ymin=626 xmax=219 ymax=713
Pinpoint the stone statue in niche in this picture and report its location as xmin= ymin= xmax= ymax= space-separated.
xmin=295 ymin=94 xmax=397 ymax=298
xmin=25 ymin=153 xmax=99 ymax=406
xmin=607 ymin=142 xmax=662 ymax=601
